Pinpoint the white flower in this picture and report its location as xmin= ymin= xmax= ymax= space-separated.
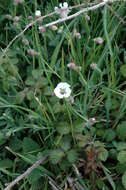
xmin=54 ymin=2 xmax=70 ymax=18
xmin=54 ymin=82 xmax=71 ymax=99
xmin=35 ymin=10 xmax=41 ymax=17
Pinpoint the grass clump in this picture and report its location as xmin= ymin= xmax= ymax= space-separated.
xmin=0 ymin=0 xmax=126 ymax=189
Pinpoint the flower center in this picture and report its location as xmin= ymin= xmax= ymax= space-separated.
xmin=60 ymin=88 xmax=66 ymax=95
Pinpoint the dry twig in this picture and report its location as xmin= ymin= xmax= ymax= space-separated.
xmin=4 ymin=157 xmax=46 ymax=190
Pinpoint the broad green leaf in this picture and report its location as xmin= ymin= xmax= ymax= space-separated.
xmin=109 ymin=149 xmax=117 ymax=159
xmin=0 ymin=159 xmax=13 ymax=169
xmin=25 ymin=77 xmax=35 ymax=86
xmin=27 ymin=169 xmax=42 ymax=184
xmin=32 ymin=69 xmax=43 ymax=79
xmin=67 ymin=149 xmax=78 ymax=163
xmin=117 ymin=151 xmax=126 ymax=164
xmin=50 ymin=149 xmax=64 ymax=164
xmin=15 ymin=91 xmax=25 ymax=104
xmin=60 ymin=136 xmax=71 ymax=151
xmin=120 ymin=65 xmax=126 ymax=77
xmin=10 ymin=137 xmax=22 ymax=151
xmin=116 ymin=163 xmax=126 ymax=174
xmin=116 ymin=142 xmax=126 ymax=151
xmin=117 ymin=122 xmax=126 ymax=140
xmin=22 ymin=137 xmax=40 ymax=153
xmin=122 ymin=171 xmax=126 ymax=189
xmin=96 ymin=178 xmax=104 ymax=189
xmin=73 ymin=119 xmax=84 ymax=133
xmin=104 ymin=129 xmax=116 ymax=142
xmin=0 ymin=132 xmax=6 ymax=145
xmin=26 ymin=90 xmax=34 ymax=100
xmin=43 ymin=86 xmax=52 ymax=96
xmin=37 ymin=77 xmax=48 ymax=88
xmin=98 ymin=148 xmax=108 ymax=161
xmin=76 ymin=134 xmax=89 ymax=147
xmin=56 ymin=122 xmax=70 ymax=135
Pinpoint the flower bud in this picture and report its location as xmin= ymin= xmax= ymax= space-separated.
xmin=90 ymin=63 xmax=97 ymax=70
xmin=94 ymin=37 xmax=104 ymax=45
xmin=67 ymin=62 xmax=76 ymax=70
xmin=50 ymin=25 xmax=58 ymax=31
xmin=14 ymin=0 xmax=24 ymax=5
xmin=5 ymin=14 xmax=12 ymax=20
xmin=13 ymin=16 xmax=20 ymax=22
xmin=27 ymin=49 xmax=39 ymax=57
xmin=22 ymin=38 xmax=29 ymax=46
xmin=39 ymin=26 xmax=46 ymax=33
xmin=85 ymin=14 xmax=90 ymax=21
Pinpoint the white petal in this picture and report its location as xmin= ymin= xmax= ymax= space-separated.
xmin=54 ymin=87 xmax=64 ymax=99
xmin=54 ymin=6 xmax=58 ymax=11
xmin=63 ymin=2 xmax=68 ymax=8
xmin=59 ymin=3 xmax=63 ymax=8
xmin=57 ymin=82 xmax=70 ymax=89
xmin=63 ymin=88 xmax=71 ymax=98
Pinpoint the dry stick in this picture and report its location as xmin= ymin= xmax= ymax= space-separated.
xmin=43 ymin=0 xmax=119 ymax=28
xmin=48 ymin=176 xmax=63 ymax=190
xmin=2 ymin=0 xmax=117 ymax=56
xmin=4 ymin=157 xmax=46 ymax=190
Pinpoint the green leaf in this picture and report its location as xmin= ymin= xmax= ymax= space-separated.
xmin=122 ymin=171 xmax=126 ymax=189
xmin=59 ymin=136 xmax=71 ymax=151
xmin=10 ymin=137 xmax=22 ymax=151
xmin=53 ymin=102 xmax=65 ymax=113
xmin=0 ymin=132 xmax=6 ymax=145
xmin=15 ymin=91 xmax=25 ymax=104
xmin=117 ymin=121 xmax=126 ymax=140
xmin=22 ymin=137 xmax=40 ymax=153
xmin=30 ymin=179 xmax=43 ymax=190
xmin=109 ymin=149 xmax=117 ymax=159
xmin=116 ymin=142 xmax=126 ymax=151
xmin=96 ymin=178 xmax=104 ymax=189
xmin=73 ymin=119 xmax=84 ymax=133
xmin=37 ymin=77 xmax=48 ymax=88
xmin=26 ymin=90 xmax=34 ymax=100
xmin=104 ymin=129 xmax=116 ymax=142
xmin=117 ymin=151 xmax=126 ymax=164
xmin=116 ymin=163 xmax=126 ymax=174
xmin=101 ymin=164 xmax=116 ymax=190
xmin=25 ymin=77 xmax=35 ymax=86
xmin=98 ymin=148 xmax=108 ymax=161
xmin=43 ymin=86 xmax=52 ymax=96
xmin=0 ymin=159 xmax=13 ymax=169
xmin=56 ymin=122 xmax=70 ymax=135
xmin=120 ymin=65 xmax=126 ymax=77
xmin=27 ymin=169 xmax=42 ymax=184
xmin=50 ymin=149 xmax=64 ymax=164
xmin=67 ymin=149 xmax=78 ymax=163
xmin=76 ymin=134 xmax=90 ymax=147
xmin=32 ymin=69 xmax=43 ymax=79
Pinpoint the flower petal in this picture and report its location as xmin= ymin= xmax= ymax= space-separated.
xmin=63 ymin=87 xmax=71 ymax=98
xmin=57 ymin=82 xmax=70 ymax=89
xmin=63 ymin=2 xmax=68 ymax=8
xmin=54 ymin=86 xmax=64 ymax=99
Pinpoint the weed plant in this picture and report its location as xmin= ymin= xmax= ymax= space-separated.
xmin=0 ymin=0 xmax=126 ymax=189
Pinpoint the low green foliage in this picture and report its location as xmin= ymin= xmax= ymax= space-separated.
xmin=0 ymin=0 xmax=126 ymax=189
